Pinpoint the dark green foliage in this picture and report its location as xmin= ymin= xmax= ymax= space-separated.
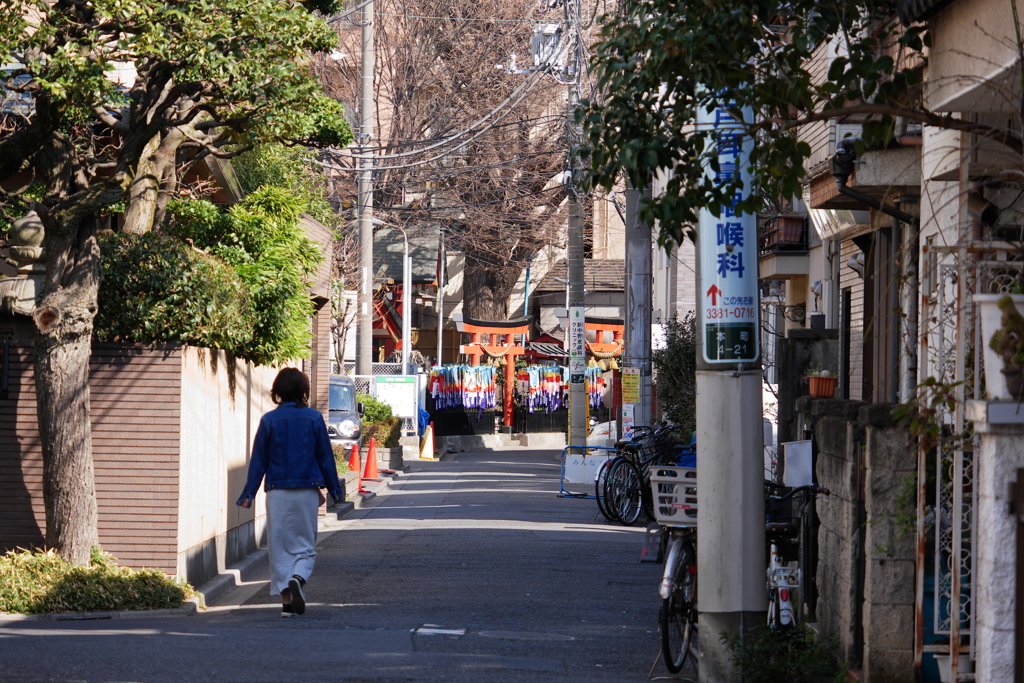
xmin=989 ymin=295 xmax=1024 ymax=370
xmin=362 ymin=416 xmax=402 ymax=448
xmin=167 ymin=187 xmax=322 ymax=365
xmin=0 ymin=547 xmax=195 ymax=615
xmin=721 ymin=624 xmax=841 ymax=683
xmin=579 ymin=0 xmax=966 ymax=250
xmin=358 ymin=392 xmax=395 ymax=424
xmin=652 ymin=313 xmax=697 ymax=430
xmin=356 ymin=393 xmax=400 ymax=448
xmin=233 ymin=144 xmax=342 ymax=231
xmin=95 ymin=233 xmax=252 ymax=350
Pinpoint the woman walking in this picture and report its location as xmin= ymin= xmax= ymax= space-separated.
xmin=237 ymin=368 xmax=344 ymax=617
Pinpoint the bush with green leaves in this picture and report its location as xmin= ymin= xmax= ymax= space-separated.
xmin=358 ymin=393 xmax=395 ymax=424
xmin=166 ymin=186 xmax=322 ymax=365
xmin=95 ymin=232 xmax=252 ymax=351
xmin=721 ymin=624 xmax=841 ymax=683
xmin=0 ymin=547 xmax=195 ymax=615
xmin=652 ymin=312 xmax=697 ymax=430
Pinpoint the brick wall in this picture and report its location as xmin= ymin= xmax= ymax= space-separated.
xmin=0 ymin=343 xmax=182 ymax=573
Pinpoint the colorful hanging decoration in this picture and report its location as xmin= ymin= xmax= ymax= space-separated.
xmin=428 ymin=365 xmax=499 ymax=413
xmin=511 ymin=365 xmax=605 ymax=412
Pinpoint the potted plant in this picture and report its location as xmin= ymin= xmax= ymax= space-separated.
xmin=776 ymin=214 xmax=806 ymax=244
xmin=986 ymin=295 xmax=1024 ymax=399
xmin=976 ymin=291 xmax=1024 ymax=399
xmin=805 ymin=364 xmax=837 ymax=398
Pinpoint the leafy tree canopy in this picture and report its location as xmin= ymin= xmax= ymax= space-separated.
xmin=0 ymin=0 xmax=352 ymax=222
xmin=580 ymin=0 xmax=1010 ymax=249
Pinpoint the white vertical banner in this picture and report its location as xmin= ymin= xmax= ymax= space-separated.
xmin=621 ymin=403 xmax=635 ymax=439
xmin=696 ymin=103 xmax=760 ymax=364
xmin=569 ymin=305 xmax=585 ymax=383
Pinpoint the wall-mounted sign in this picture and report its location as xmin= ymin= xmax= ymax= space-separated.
xmin=621 ymin=367 xmax=640 ymax=404
xmin=568 ymin=305 xmax=585 ymax=383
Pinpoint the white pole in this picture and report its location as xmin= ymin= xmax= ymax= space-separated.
xmin=401 ymin=230 xmax=411 ymax=375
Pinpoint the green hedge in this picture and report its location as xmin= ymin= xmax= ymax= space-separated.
xmin=95 ymin=233 xmax=252 ymax=350
xmin=0 ymin=547 xmax=195 ymax=615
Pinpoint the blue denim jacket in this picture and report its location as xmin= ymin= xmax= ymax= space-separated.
xmin=236 ymin=402 xmax=343 ymax=504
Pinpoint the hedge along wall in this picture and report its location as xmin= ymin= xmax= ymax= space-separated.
xmin=0 ymin=343 xmax=283 ymax=588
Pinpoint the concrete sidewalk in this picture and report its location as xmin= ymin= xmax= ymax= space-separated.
xmin=194 ymin=463 xmax=418 ymax=607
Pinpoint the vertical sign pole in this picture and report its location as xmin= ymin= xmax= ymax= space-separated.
xmin=695 ymin=101 xmax=767 ymax=682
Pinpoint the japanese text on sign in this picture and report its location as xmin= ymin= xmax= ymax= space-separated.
xmin=569 ymin=306 xmax=585 ymax=383
xmin=697 ymin=100 xmax=760 ymax=364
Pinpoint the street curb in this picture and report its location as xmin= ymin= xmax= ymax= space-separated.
xmin=0 ymin=597 xmax=200 ymax=623
xmin=0 ymin=473 xmax=412 ymax=621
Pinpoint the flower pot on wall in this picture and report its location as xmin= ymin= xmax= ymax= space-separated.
xmin=975 ymin=293 xmax=1024 ymax=399
xmin=808 ymin=376 xmax=837 ymax=398
xmin=776 ymin=215 xmax=805 ymax=243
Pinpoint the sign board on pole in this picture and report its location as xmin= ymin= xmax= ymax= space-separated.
xmin=696 ymin=103 xmax=760 ymax=364
xmin=374 ymin=375 xmax=417 ymax=418
xmin=569 ymin=305 xmax=586 ymax=383
xmin=621 ymin=367 xmax=641 ymax=404
xmin=622 ymin=404 xmax=635 ymax=439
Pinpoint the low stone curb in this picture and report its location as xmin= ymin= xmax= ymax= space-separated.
xmin=0 ymin=597 xmax=200 ymax=623
xmin=0 ymin=470 xmax=417 ymax=622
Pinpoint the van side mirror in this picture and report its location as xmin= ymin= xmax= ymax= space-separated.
xmin=357 ymin=401 xmax=365 ymax=416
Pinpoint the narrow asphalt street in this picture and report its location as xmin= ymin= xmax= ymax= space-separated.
xmin=0 ymin=448 xmax=694 ymax=682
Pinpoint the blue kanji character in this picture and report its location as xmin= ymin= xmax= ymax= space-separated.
xmin=717 ymin=252 xmax=745 ymax=278
xmin=716 ymin=222 xmax=745 ymax=247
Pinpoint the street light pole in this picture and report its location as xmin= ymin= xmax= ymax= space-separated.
xmin=354 ymin=0 xmax=375 ymax=377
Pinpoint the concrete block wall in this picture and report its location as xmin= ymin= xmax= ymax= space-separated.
xmin=859 ymin=404 xmax=917 ymax=682
xmin=798 ymin=397 xmax=915 ymax=678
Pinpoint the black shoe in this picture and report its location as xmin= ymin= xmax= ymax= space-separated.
xmin=281 ymin=603 xmax=295 ymax=618
xmin=289 ymin=577 xmax=306 ymax=615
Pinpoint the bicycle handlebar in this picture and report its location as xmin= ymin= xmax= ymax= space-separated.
xmin=765 ymin=483 xmax=829 ymax=505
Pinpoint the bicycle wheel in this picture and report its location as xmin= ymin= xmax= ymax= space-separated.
xmin=660 ymin=540 xmax=697 ymax=673
xmin=607 ymin=458 xmax=643 ymax=525
xmin=594 ymin=456 xmax=617 ymax=523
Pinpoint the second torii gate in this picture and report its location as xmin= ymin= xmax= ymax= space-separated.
xmin=458 ymin=314 xmax=532 ymax=430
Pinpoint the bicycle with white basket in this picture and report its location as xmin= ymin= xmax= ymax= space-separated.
xmin=649 ymin=465 xmax=698 ymax=673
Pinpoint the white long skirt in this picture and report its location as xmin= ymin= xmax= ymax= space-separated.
xmin=266 ymin=488 xmax=319 ymax=596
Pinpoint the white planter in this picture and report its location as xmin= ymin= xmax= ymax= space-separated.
xmin=933 ymin=653 xmax=973 ymax=683
xmin=975 ymin=293 xmax=1024 ymax=399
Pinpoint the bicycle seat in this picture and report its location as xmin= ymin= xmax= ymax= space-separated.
xmin=765 ymin=522 xmax=799 ymax=539
xmin=618 ymin=441 xmax=642 ymax=453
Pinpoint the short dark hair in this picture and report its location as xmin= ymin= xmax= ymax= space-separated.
xmin=271 ymin=368 xmax=310 ymax=407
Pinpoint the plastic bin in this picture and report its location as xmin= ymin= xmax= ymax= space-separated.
xmin=649 ymin=466 xmax=697 ymax=527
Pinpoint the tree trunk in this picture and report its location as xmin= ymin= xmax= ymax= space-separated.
xmin=33 ymin=209 xmax=103 ymax=566
xmin=121 ymin=125 xmax=191 ymax=234
xmin=121 ymin=133 xmax=161 ymax=235
xmin=462 ymin=252 xmax=523 ymax=321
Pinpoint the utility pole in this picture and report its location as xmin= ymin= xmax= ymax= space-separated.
xmin=354 ymin=0 xmax=375 ymax=377
xmin=695 ymin=102 xmax=766 ymax=682
xmin=623 ymin=184 xmax=652 ymax=429
xmin=565 ymin=0 xmax=587 ymax=448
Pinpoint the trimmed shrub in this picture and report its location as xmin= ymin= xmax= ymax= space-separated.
xmin=0 ymin=547 xmax=195 ymax=615
xmin=95 ymin=233 xmax=252 ymax=350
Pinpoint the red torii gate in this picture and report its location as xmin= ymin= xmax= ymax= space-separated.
xmin=458 ymin=315 xmax=532 ymax=429
xmin=584 ymin=316 xmax=624 ymax=414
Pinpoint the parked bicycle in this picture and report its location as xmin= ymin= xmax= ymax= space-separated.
xmin=763 ymin=481 xmax=828 ymax=630
xmin=649 ymin=464 xmax=698 ymax=673
xmin=596 ymin=423 xmax=686 ymax=525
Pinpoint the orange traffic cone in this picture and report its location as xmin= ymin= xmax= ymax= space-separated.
xmin=363 ymin=437 xmax=380 ymax=481
xmin=349 ymin=443 xmax=366 ymax=493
